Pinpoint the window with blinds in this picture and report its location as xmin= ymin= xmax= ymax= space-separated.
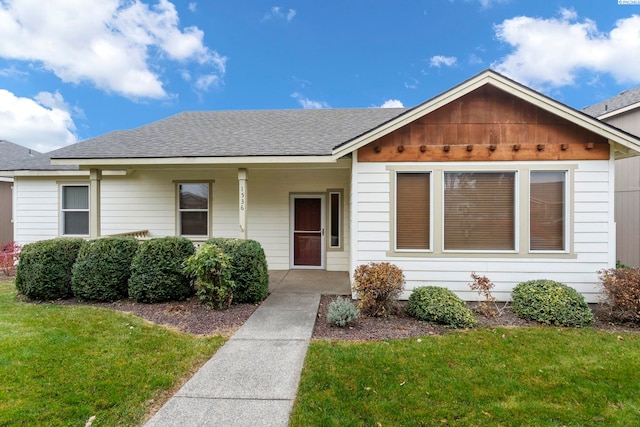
xmin=444 ymin=172 xmax=515 ymax=250
xmin=396 ymin=172 xmax=430 ymax=250
xmin=530 ymin=171 xmax=565 ymax=251
xmin=178 ymin=183 xmax=210 ymax=236
xmin=61 ymin=185 xmax=89 ymax=236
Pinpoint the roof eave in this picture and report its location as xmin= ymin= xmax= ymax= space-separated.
xmin=51 ymin=154 xmax=341 ymax=168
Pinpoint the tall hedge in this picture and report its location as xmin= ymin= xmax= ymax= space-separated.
xmin=15 ymin=238 xmax=84 ymax=300
xmin=71 ymin=237 xmax=139 ymax=302
xmin=128 ymin=237 xmax=195 ymax=303
xmin=206 ymin=238 xmax=269 ymax=303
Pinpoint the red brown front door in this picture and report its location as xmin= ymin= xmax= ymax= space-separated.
xmin=291 ymin=195 xmax=325 ymax=268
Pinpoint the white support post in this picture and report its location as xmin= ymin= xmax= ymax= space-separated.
xmin=89 ymin=169 xmax=102 ymax=238
xmin=238 ymin=168 xmax=248 ymax=239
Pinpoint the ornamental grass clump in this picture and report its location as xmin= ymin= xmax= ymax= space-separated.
xmin=353 ymin=262 xmax=404 ymax=317
xmin=327 ymin=297 xmax=360 ymax=327
xmin=406 ymin=286 xmax=478 ymax=328
xmin=184 ymin=243 xmax=235 ymax=309
xmin=511 ymin=279 xmax=593 ymax=327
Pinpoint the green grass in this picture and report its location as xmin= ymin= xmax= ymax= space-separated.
xmin=0 ymin=279 xmax=224 ymax=426
xmin=291 ymin=328 xmax=640 ymax=426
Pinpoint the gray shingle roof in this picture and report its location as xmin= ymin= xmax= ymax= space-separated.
xmin=51 ymin=108 xmax=408 ymax=160
xmin=0 ymin=140 xmax=78 ymax=172
xmin=583 ymin=87 xmax=640 ymax=117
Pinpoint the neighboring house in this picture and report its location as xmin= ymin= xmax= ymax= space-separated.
xmin=0 ymin=140 xmax=46 ymax=242
xmin=4 ymin=70 xmax=640 ymax=301
xmin=584 ymin=89 xmax=640 ymax=267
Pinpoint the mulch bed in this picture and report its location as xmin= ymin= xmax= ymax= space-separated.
xmin=47 ymin=293 xmax=640 ymax=340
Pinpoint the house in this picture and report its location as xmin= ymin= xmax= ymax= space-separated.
xmin=584 ymin=89 xmax=640 ymax=267
xmin=0 ymin=141 xmax=46 ymax=243
xmin=5 ymin=70 xmax=640 ymax=301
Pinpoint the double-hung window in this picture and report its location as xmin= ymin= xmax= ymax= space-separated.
xmin=443 ymin=172 xmax=515 ymax=251
xmin=178 ymin=183 xmax=210 ymax=237
xmin=61 ymin=184 xmax=89 ymax=236
xmin=530 ymin=171 xmax=566 ymax=251
xmin=396 ymin=172 xmax=431 ymax=250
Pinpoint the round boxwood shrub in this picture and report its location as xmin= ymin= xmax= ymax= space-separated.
xmin=206 ymin=238 xmax=269 ymax=304
xmin=71 ymin=237 xmax=139 ymax=302
xmin=406 ymin=286 xmax=478 ymax=328
xmin=15 ymin=238 xmax=84 ymax=300
xmin=511 ymin=279 xmax=594 ymax=327
xmin=128 ymin=237 xmax=195 ymax=303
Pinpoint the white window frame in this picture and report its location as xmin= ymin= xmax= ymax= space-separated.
xmin=60 ymin=184 xmax=90 ymax=237
xmin=394 ymin=171 xmax=433 ymax=253
xmin=328 ymin=190 xmax=343 ymax=249
xmin=441 ymin=170 xmax=519 ymax=254
xmin=176 ymin=182 xmax=211 ymax=238
xmin=529 ymin=170 xmax=570 ymax=253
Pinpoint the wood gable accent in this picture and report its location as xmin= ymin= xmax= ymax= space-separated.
xmin=358 ymin=84 xmax=610 ymax=162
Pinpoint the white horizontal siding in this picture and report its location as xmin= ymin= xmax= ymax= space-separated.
xmin=14 ymin=167 xmax=351 ymax=272
xmin=352 ymin=160 xmax=612 ymax=302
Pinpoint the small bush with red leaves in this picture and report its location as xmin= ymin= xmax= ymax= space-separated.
xmin=353 ymin=262 xmax=404 ymax=317
xmin=598 ymin=267 xmax=640 ymax=323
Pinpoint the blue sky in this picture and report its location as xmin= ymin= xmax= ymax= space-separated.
xmin=1 ymin=0 xmax=640 ymax=152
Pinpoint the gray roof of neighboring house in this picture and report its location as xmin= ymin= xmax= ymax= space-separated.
xmin=583 ymin=87 xmax=640 ymax=117
xmin=0 ymin=140 xmax=78 ymax=172
xmin=50 ymin=108 xmax=409 ymax=160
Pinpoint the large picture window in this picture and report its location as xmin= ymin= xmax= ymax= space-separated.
xmin=178 ymin=183 xmax=209 ymax=236
xmin=61 ymin=185 xmax=89 ymax=236
xmin=396 ymin=172 xmax=430 ymax=250
xmin=530 ymin=171 xmax=566 ymax=251
xmin=444 ymin=172 xmax=515 ymax=251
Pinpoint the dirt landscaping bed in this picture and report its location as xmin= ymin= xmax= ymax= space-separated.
xmin=51 ymin=293 xmax=639 ymax=339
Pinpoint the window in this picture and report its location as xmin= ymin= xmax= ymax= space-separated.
xmin=444 ymin=172 xmax=515 ymax=251
xmin=396 ymin=172 xmax=430 ymax=250
xmin=530 ymin=171 xmax=566 ymax=251
xmin=329 ymin=191 xmax=341 ymax=248
xmin=61 ymin=185 xmax=89 ymax=236
xmin=178 ymin=183 xmax=209 ymax=236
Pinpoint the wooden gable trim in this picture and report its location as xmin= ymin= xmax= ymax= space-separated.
xmin=358 ymin=85 xmax=609 ymax=162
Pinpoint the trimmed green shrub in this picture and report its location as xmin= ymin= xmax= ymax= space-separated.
xmin=71 ymin=237 xmax=139 ymax=301
xmin=184 ymin=243 xmax=235 ymax=309
xmin=206 ymin=238 xmax=269 ymax=303
xmin=128 ymin=237 xmax=195 ymax=303
xmin=406 ymin=286 xmax=478 ymax=328
xmin=327 ymin=297 xmax=360 ymax=327
xmin=15 ymin=238 xmax=84 ymax=300
xmin=353 ymin=262 xmax=404 ymax=317
xmin=511 ymin=279 xmax=594 ymax=327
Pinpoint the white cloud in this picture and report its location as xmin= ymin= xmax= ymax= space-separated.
xmin=478 ymin=0 xmax=509 ymax=10
xmin=378 ymin=99 xmax=404 ymax=108
xmin=493 ymin=10 xmax=640 ymax=87
xmin=263 ymin=6 xmax=296 ymax=22
xmin=291 ymin=92 xmax=329 ymax=109
xmin=188 ymin=2 xmax=197 ymax=12
xmin=430 ymin=55 xmax=457 ymax=67
xmin=0 ymin=0 xmax=226 ymax=99
xmin=195 ymin=73 xmax=221 ymax=91
xmin=0 ymin=89 xmax=77 ymax=152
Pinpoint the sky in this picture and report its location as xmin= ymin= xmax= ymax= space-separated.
xmin=1 ymin=0 xmax=640 ymax=153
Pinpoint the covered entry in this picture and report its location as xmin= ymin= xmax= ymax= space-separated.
xmin=290 ymin=194 xmax=325 ymax=269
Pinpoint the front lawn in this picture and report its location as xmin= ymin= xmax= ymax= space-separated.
xmin=291 ymin=328 xmax=640 ymax=426
xmin=0 ymin=279 xmax=223 ymax=426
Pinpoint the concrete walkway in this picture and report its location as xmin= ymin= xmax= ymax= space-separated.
xmin=144 ymin=291 xmax=322 ymax=427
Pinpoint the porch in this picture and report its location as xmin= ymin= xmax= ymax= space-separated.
xmin=268 ymin=270 xmax=351 ymax=295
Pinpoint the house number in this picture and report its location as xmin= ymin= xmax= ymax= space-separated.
xmin=240 ymin=184 xmax=246 ymax=211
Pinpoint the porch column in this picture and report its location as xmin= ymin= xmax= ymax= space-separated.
xmin=89 ymin=169 xmax=101 ymax=238
xmin=238 ymin=168 xmax=248 ymax=239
